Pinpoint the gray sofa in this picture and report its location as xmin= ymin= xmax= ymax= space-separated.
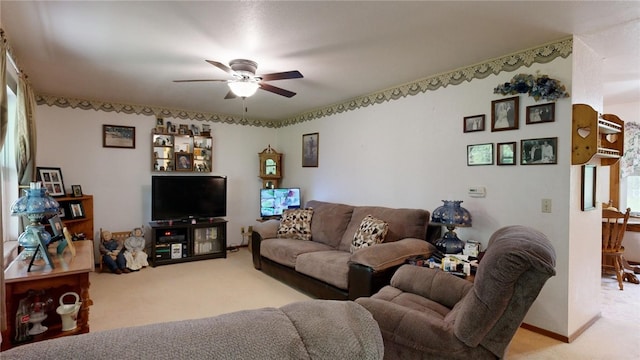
xmin=1 ymin=300 xmax=383 ymax=360
xmin=252 ymin=200 xmax=439 ymax=300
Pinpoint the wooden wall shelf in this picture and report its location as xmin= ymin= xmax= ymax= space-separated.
xmin=572 ymin=104 xmax=624 ymax=166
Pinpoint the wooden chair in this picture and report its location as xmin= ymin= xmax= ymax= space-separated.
xmin=98 ymin=228 xmax=131 ymax=273
xmin=602 ymin=208 xmax=631 ymax=290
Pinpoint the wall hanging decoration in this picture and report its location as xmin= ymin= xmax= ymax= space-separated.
xmin=494 ymin=73 xmax=569 ymax=101
xmin=526 ymin=103 xmax=555 ymax=124
xmin=463 ymin=115 xmax=485 ymax=133
xmin=103 ymin=125 xmax=136 ymax=149
xmin=497 ymin=142 xmax=516 ymax=165
xmin=302 ymin=133 xmax=319 ymax=167
xmin=521 ymin=137 xmax=558 ymax=165
xmin=491 ymin=97 xmax=519 ymax=131
xmin=467 ymin=143 xmax=493 ymax=166
xmin=581 ymin=164 xmax=597 ymax=211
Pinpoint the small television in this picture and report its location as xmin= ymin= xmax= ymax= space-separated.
xmin=152 ymin=175 xmax=227 ymax=221
xmin=260 ymin=188 xmax=301 ymax=218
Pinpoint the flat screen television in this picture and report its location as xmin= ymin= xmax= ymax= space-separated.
xmin=260 ymin=188 xmax=301 ymax=218
xmin=152 ymin=175 xmax=227 ymax=221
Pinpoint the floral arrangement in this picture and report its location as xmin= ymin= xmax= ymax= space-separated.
xmin=494 ymin=73 xmax=569 ymax=101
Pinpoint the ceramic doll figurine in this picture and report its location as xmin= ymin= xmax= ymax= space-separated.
xmin=99 ymin=230 xmax=129 ymax=274
xmin=123 ymin=227 xmax=149 ymax=271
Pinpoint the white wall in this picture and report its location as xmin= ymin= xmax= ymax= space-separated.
xmin=35 ymin=106 xmax=278 ymax=255
xmin=277 ymin=57 xmax=575 ymax=336
xmin=35 ymin=53 xmax=605 ymax=339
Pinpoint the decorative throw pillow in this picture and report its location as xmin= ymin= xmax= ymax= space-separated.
xmin=277 ymin=208 xmax=314 ymax=241
xmin=351 ymin=215 xmax=389 ymax=253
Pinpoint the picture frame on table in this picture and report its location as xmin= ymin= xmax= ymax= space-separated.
xmin=491 ymin=96 xmax=519 ymax=132
xmin=463 ymin=114 xmax=485 ymax=133
xmin=302 ymin=132 xmax=319 ymax=167
xmin=581 ymin=164 xmax=597 ymax=211
xmin=526 ymin=103 xmax=555 ymax=124
xmin=36 ymin=167 xmax=66 ymax=197
xmin=497 ymin=142 xmax=516 ymax=165
xmin=520 ymin=137 xmax=558 ymax=165
xmin=71 ymin=185 xmax=83 ymax=197
xmin=103 ymin=124 xmax=136 ymax=149
xmin=48 ymin=214 xmax=64 ymax=237
xmin=467 ymin=143 xmax=493 ymax=166
xmin=69 ymin=202 xmax=85 ymax=219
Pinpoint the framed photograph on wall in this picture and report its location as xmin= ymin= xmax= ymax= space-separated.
xmin=581 ymin=165 xmax=597 ymax=211
xmin=103 ymin=125 xmax=136 ymax=149
xmin=36 ymin=167 xmax=66 ymax=197
xmin=467 ymin=143 xmax=493 ymax=166
xmin=520 ymin=137 xmax=558 ymax=165
xmin=302 ymin=132 xmax=319 ymax=167
xmin=463 ymin=115 xmax=485 ymax=133
xmin=491 ymin=96 xmax=519 ymax=132
xmin=497 ymin=142 xmax=516 ymax=165
xmin=526 ymin=103 xmax=555 ymax=124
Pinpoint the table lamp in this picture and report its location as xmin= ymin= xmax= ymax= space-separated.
xmin=430 ymin=200 xmax=472 ymax=254
xmin=10 ymin=182 xmax=60 ymax=261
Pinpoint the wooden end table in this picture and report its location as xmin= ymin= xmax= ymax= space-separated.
xmin=1 ymin=240 xmax=94 ymax=351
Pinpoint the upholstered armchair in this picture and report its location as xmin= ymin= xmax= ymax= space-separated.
xmin=356 ymin=225 xmax=556 ymax=360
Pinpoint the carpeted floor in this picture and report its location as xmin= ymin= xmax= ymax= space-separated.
xmin=89 ymin=248 xmax=640 ymax=359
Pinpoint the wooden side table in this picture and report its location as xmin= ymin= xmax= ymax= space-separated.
xmin=1 ymin=240 xmax=94 ymax=351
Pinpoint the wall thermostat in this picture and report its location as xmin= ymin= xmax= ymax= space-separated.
xmin=468 ymin=186 xmax=486 ymax=198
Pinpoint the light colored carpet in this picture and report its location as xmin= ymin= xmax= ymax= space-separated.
xmin=89 ymin=249 xmax=640 ymax=359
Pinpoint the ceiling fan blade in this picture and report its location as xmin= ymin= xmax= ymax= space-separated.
xmin=224 ymin=90 xmax=237 ymax=100
xmin=173 ymin=79 xmax=228 ymax=83
xmin=259 ymin=83 xmax=297 ymax=98
xmin=206 ymin=60 xmax=235 ymax=75
xmin=260 ymin=70 xmax=303 ymax=81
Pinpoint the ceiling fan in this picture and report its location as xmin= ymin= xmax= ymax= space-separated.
xmin=173 ymin=59 xmax=303 ymax=99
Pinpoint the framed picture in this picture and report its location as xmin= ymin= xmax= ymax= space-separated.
xmin=467 ymin=143 xmax=494 ymax=166
xmin=103 ymin=124 xmax=136 ymax=149
xmin=71 ymin=185 xmax=83 ymax=197
xmin=302 ymin=132 xmax=319 ymax=167
xmin=175 ymin=152 xmax=193 ymax=171
xmin=179 ymin=124 xmax=189 ymax=135
xmin=521 ymin=137 xmax=558 ymax=165
xmin=491 ymin=96 xmax=519 ymax=131
xmin=36 ymin=167 xmax=66 ymax=197
xmin=581 ymin=165 xmax=597 ymax=211
xmin=69 ymin=202 xmax=85 ymax=219
xmin=526 ymin=103 xmax=555 ymax=124
xmin=57 ymin=206 xmax=67 ymax=219
xmin=497 ymin=142 xmax=517 ymax=165
xmin=191 ymin=124 xmax=200 ymax=135
xmin=48 ymin=214 xmax=64 ymax=237
xmin=463 ymin=115 xmax=485 ymax=133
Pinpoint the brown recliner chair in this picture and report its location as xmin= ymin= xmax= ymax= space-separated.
xmin=356 ymin=225 xmax=556 ymax=360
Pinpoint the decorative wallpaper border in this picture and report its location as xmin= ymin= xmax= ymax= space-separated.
xmin=36 ymin=37 xmax=573 ymax=128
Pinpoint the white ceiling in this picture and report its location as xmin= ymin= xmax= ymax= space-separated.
xmin=1 ymin=1 xmax=639 ymax=122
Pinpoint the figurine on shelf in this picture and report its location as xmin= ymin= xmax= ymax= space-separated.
xmin=99 ymin=230 xmax=129 ymax=275
xmin=27 ymin=290 xmax=53 ymax=335
xmin=123 ymin=227 xmax=149 ymax=271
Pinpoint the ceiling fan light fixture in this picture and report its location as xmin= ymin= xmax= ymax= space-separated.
xmin=228 ymin=81 xmax=259 ymax=98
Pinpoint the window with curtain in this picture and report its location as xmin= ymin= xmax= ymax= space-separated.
xmin=1 ymin=82 xmax=18 ymax=241
xmin=619 ymin=121 xmax=640 ymax=214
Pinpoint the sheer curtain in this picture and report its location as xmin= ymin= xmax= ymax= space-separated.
xmin=15 ymin=73 xmax=37 ymax=186
xmin=621 ymin=122 xmax=640 ymax=179
xmin=1 ymin=28 xmax=9 ymax=337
